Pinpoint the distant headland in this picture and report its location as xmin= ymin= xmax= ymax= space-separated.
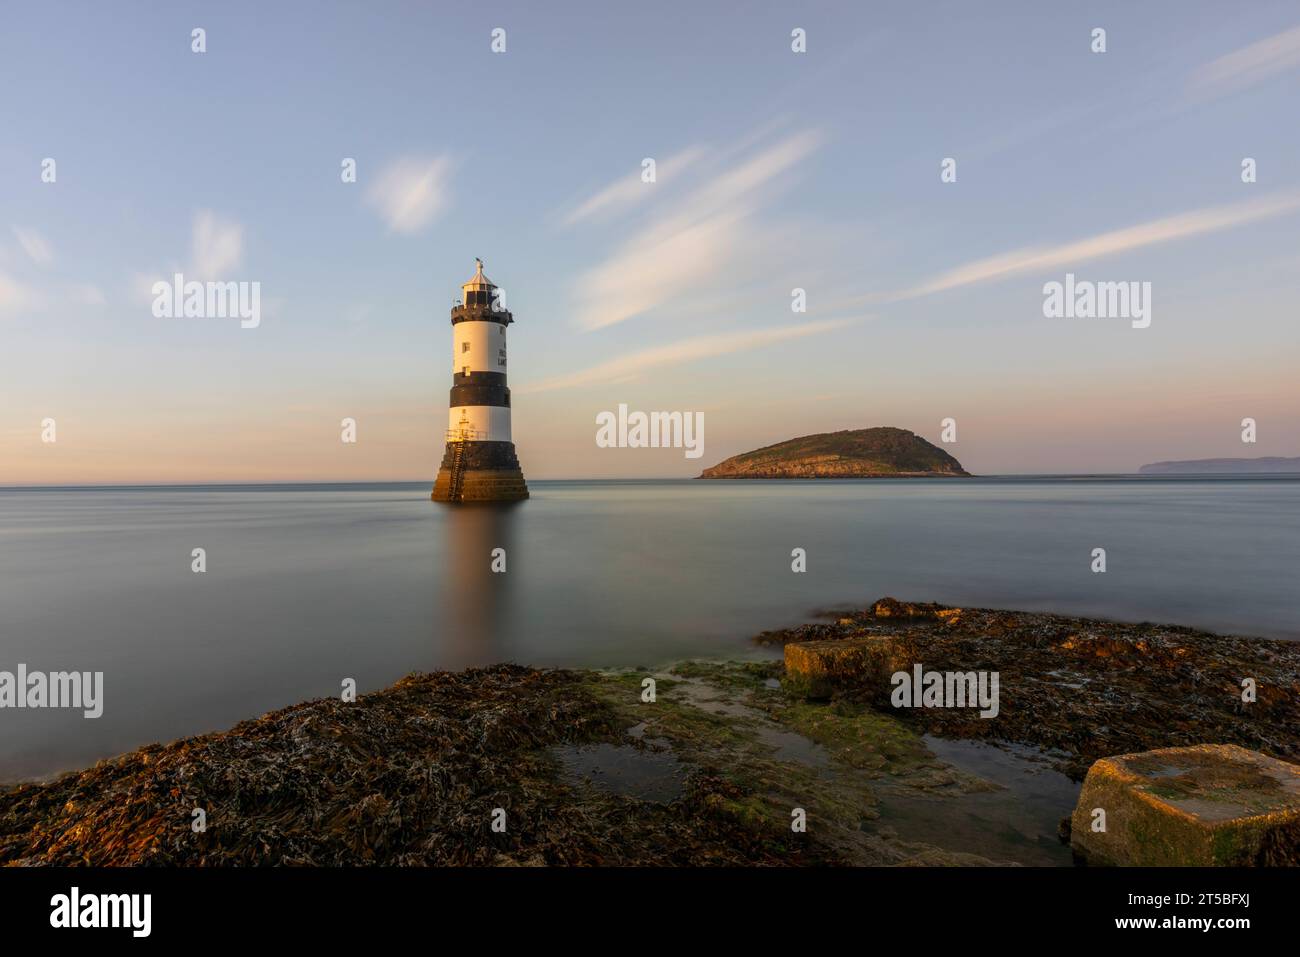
xmin=1139 ymin=456 xmax=1300 ymax=475
xmin=699 ymin=427 xmax=969 ymax=479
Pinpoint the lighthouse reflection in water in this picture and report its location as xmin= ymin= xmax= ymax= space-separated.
xmin=438 ymin=501 xmax=524 ymax=668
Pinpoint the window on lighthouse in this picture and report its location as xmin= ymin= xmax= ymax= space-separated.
xmin=462 ymin=341 xmax=470 ymax=353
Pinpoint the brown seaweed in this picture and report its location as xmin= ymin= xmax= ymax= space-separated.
xmin=764 ymin=597 xmax=1300 ymax=779
xmin=0 ymin=665 xmax=818 ymax=866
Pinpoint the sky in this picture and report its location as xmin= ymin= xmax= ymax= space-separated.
xmin=2 ymin=0 xmax=1299 ymax=482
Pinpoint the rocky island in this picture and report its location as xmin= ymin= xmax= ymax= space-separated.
xmin=699 ymin=427 xmax=969 ymax=479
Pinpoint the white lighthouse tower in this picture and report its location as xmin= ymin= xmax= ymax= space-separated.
xmin=431 ymin=259 xmax=529 ymax=502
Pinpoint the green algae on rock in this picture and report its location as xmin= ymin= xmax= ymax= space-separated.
xmin=0 ymin=659 xmax=1028 ymax=867
xmin=766 ymin=598 xmax=1300 ymax=781
xmin=1070 ymin=744 xmax=1300 ymax=866
xmin=783 ymin=637 xmax=911 ymax=701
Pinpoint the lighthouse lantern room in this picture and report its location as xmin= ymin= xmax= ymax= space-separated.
xmin=431 ymin=259 xmax=529 ymax=502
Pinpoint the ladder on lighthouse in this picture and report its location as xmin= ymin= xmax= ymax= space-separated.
xmin=446 ymin=414 xmax=482 ymax=502
xmin=448 ymin=439 xmax=468 ymax=501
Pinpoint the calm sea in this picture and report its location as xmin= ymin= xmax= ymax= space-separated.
xmin=2 ymin=476 xmax=1298 ymax=780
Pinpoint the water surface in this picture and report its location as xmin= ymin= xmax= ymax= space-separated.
xmin=1 ymin=476 xmax=1297 ymax=779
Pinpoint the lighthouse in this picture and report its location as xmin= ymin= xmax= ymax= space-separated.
xmin=431 ymin=259 xmax=529 ymax=502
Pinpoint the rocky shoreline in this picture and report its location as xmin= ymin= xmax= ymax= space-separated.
xmin=758 ymin=598 xmax=1300 ymax=780
xmin=2 ymin=599 xmax=1297 ymax=866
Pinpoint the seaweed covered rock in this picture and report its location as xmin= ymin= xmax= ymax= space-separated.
xmin=870 ymin=598 xmax=962 ymax=624
xmin=0 ymin=665 xmax=806 ymax=867
xmin=783 ymin=637 xmax=911 ymax=700
xmin=1070 ymin=744 xmax=1300 ymax=866
xmin=761 ymin=598 xmax=1300 ymax=780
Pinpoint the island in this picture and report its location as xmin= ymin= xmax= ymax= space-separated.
xmin=1139 ymin=456 xmax=1300 ymax=475
xmin=698 ymin=427 xmax=969 ymax=479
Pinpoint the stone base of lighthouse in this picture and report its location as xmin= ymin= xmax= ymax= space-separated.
xmin=431 ymin=440 xmax=529 ymax=503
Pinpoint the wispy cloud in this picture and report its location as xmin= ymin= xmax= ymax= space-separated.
xmin=562 ymin=147 xmax=705 ymax=226
xmin=12 ymin=227 xmax=54 ymax=267
xmin=366 ymin=156 xmax=454 ymax=234
xmin=569 ymin=130 xmax=823 ymax=330
xmin=130 ymin=210 xmax=246 ymax=303
xmin=1 ymin=228 xmax=104 ymax=313
xmin=0 ymin=273 xmax=40 ymax=316
xmin=190 ymin=210 xmax=242 ymax=279
xmin=71 ymin=284 xmax=105 ymax=306
xmin=1192 ymin=24 xmax=1300 ymax=96
xmin=895 ymin=190 xmax=1300 ymax=300
xmin=516 ymin=317 xmax=857 ymax=394
xmin=344 ymin=302 xmax=375 ymax=325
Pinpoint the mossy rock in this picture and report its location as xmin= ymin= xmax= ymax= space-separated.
xmin=783 ymin=637 xmax=911 ymax=701
xmin=1070 ymin=744 xmax=1300 ymax=866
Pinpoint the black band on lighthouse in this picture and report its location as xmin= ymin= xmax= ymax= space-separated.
xmin=453 ymin=371 xmax=507 ymax=387
xmin=449 ymin=383 xmax=510 ymax=408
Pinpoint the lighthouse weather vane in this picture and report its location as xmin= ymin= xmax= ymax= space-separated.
xmin=431 ymin=259 xmax=529 ymax=503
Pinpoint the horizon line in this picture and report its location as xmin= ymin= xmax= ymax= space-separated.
xmin=8 ymin=472 xmax=1300 ymax=491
